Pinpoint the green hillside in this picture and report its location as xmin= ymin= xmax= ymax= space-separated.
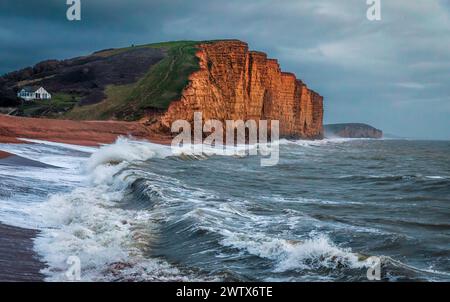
xmin=65 ymin=41 xmax=201 ymax=121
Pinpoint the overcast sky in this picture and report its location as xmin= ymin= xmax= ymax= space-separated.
xmin=1 ymin=0 xmax=449 ymax=139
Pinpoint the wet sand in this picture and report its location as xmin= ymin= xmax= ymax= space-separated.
xmin=0 ymin=151 xmax=12 ymax=159
xmin=0 ymin=114 xmax=172 ymax=146
xmin=0 ymin=223 xmax=45 ymax=282
xmin=0 ymin=153 xmax=60 ymax=168
xmin=0 ymin=139 xmax=47 ymax=281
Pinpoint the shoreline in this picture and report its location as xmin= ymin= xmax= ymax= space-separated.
xmin=0 ymin=114 xmax=173 ymax=282
xmin=0 ymin=114 xmax=172 ymax=147
xmin=0 ymin=151 xmax=12 ymax=159
xmin=0 ymin=223 xmax=45 ymax=282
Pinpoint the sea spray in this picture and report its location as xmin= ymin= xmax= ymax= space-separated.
xmin=0 ymin=138 xmax=448 ymax=281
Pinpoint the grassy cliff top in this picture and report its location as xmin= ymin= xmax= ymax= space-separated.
xmin=66 ymin=40 xmax=203 ymax=121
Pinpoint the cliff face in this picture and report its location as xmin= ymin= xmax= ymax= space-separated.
xmin=159 ymin=40 xmax=323 ymax=139
xmin=324 ymin=123 xmax=383 ymax=139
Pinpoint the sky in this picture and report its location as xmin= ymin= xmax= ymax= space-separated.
xmin=1 ymin=0 xmax=449 ymax=139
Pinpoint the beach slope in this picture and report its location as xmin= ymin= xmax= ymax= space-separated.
xmin=0 ymin=114 xmax=171 ymax=146
xmin=0 ymin=223 xmax=45 ymax=282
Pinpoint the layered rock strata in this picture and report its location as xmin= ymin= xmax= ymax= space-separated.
xmin=159 ymin=40 xmax=323 ymax=139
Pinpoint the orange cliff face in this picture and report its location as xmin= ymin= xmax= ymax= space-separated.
xmin=159 ymin=40 xmax=324 ymax=139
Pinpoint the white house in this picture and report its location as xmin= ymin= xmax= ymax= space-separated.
xmin=17 ymin=86 xmax=52 ymax=101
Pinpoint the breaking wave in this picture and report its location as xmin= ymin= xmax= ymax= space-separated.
xmin=1 ymin=137 xmax=448 ymax=281
xmin=219 ymin=231 xmax=367 ymax=272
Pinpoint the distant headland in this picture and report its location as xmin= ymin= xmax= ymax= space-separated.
xmin=324 ymin=123 xmax=383 ymax=139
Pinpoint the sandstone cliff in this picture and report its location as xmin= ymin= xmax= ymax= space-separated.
xmin=159 ymin=40 xmax=323 ymax=139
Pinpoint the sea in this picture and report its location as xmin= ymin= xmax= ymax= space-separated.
xmin=0 ymin=137 xmax=449 ymax=281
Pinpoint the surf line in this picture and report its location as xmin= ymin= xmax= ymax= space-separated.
xmin=176 ymin=286 xmax=210 ymax=300
xmin=171 ymin=111 xmax=280 ymax=166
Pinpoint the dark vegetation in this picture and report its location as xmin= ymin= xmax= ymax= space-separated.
xmin=0 ymin=41 xmax=203 ymax=121
xmin=17 ymin=93 xmax=81 ymax=118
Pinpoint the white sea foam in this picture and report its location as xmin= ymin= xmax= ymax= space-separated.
xmin=0 ymin=141 xmax=90 ymax=169
xmin=85 ymin=136 xmax=265 ymax=173
xmin=425 ymin=176 xmax=446 ymax=180
xmin=85 ymin=138 xmax=173 ymax=172
xmin=0 ymin=142 xmax=87 ymax=229
xmin=180 ymin=197 xmax=371 ymax=273
xmin=32 ymin=182 xmax=187 ymax=281
xmin=0 ymin=138 xmax=201 ymax=281
xmin=219 ymin=231 xmax=367 ymax=272
xmin=277 ymin=137 xmax=357 ymax=147
xmin=30 ymin=166 xmax=200 ymax=281
xmin=18 ymin=138 xmax=98 ymax=153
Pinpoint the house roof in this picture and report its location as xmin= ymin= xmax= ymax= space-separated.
xmin=21 ymin=86 xmax=41 ymax=93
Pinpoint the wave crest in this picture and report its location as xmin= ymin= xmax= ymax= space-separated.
xmin=220 ymin=231 xmax=367 ymax=272
xmin=86 ymin=137 xmax=172 ymax=172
